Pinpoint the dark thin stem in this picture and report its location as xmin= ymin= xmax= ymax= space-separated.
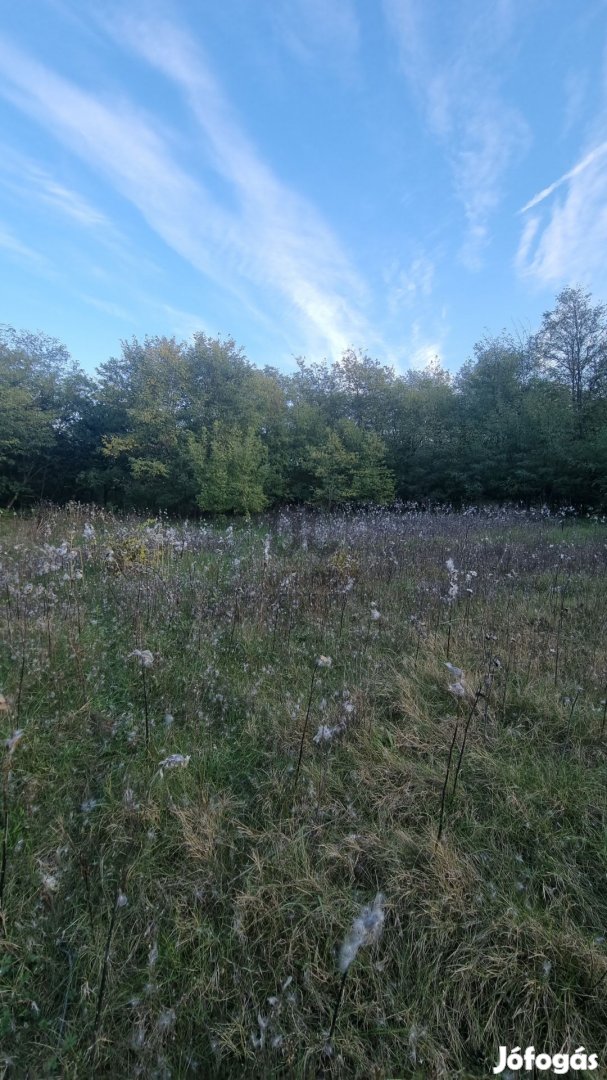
xmin=4 ymin=585 xmax=12 ymax=647
xmin=57 ymin=940 xmax=75 ymax=1042
xmin=562 ymin=688 xmax=582 ymax=754
xmin=228 ymin=600 xmax=239 ymax=647
xmin=338 ymin=593 xmax=348 ymax=640
xmin=449 ymin=689 xmax=483 ymax=805
xmin=328 ymin=969 xmax=349 ymax=1043
xmin=436 ymin=721 xmax=460 ymax=846
xmin=554 ymin=590 xmax=565 ymax=687
xmin=0 ymin=768 xmax=9 ymax=920
xmin=361 ymin=618 xmax=372 ymax=660
xmin=589 ymin=968 xmax=607 ymax=994
xmin=292 ymin=665 xmax=318 ymax=796
xmin=501 ymin=644 xmax=513 ymax=722
xmin=80 ymin=855 xmax=95 ymax=936
xmin=141 ymin=667 xmax=149 ymax=749
xmin=414 ymin=629 xmax=421 ymax=670
xmin=16 ymin=647 xmax=26 ymax=723
xmin=93 ymin=895 xmax=118 ymax=1037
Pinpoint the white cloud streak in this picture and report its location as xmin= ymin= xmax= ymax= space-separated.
xmin=0 ymin=24 xmax=371 ymax=361
xmin=515 ymin=134 xmax=607 ymax=287
xmin=519 ymin=140 xmax=607 ymax=213
xmin=161 ymin=304 xmax=212 ymax=341
xmin=384 ymin=0 xmax=529 ymax=269
xmin=385 ymin=253 xmax=435 ymax=313
xmin=0 ymin=221 xmax=47 ymax=266
xmin=103 ymin=9 xmax=369 ymax=357
xmin=80 ymin=295 xmax=134 ymax=321
xmin=270 ymin=0 xmax=360 ymax=71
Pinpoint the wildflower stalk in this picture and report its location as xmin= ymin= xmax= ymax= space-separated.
xmin=562 ymin=687 xmax=582 ymax=754
xmin=328 ymin=893 xmax=385 ymax=1044
xmin=554 ymin=589 xmax=566 ymax=687
xmin=93 ymin=900 xmax=117 ymax=1038
xmin=16 ymin=642 xmax=26 ymax=723
xmin=129 ymin=650 xmax=154 ymax=748
xmin=338 ymin=592 xmax=348 ymax=640
xmin=292 ymin=666 xmax=319 ymax=796
xmin=445 ymin=613 xmax=452 ymax=661
xmin=501 ymin=640 xmax=514 ymax=722
xmin=79 ymin=852 xmax=95 ymax=935
xmin=328 ymin=970 xmax=349 ymax=1042
xmin=482 ymin=672 xmax=493 ymax=739
xmin=436 ymin=719 xmax=460 ymax=846
xmin=361 ymin=617 xmax=372 ymax=660
xmin=449 ymin=686 xmax=483 ymax=805
xmin=93 ymin=885 xmax=127 ymax=1041
xmin=589 ymin=968 xmax=607 ymax=994
xmin=141 ymin=666 xmax=149 ymax=749
xmin=4 ymin=584 xmax=12 ymax=648
xmin=414 ymin=628 xmax=421 ymax=669
xmin=0 ymin=731 xmax=24 ymax=929
xmin=285 ymin=603 xmax=295 ymax=654
xmin=57 ymin=939 xmax=75 ymax=1043
xmin=0 ymin=771 xmax=9 ymax=923
xmin=228 ymin=600 xmax=240 ymax=647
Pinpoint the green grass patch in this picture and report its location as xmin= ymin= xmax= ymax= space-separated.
xmin=0 ymin=504 xmax=605 ymax=1077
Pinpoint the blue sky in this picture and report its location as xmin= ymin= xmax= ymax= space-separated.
xmin=1 ymin=1 xmax=607 ymax=376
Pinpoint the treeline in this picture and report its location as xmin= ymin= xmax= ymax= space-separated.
xmin=2 ymin=286 xmax=607 ymax=514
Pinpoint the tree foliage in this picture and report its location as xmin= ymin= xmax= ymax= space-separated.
xmin=2 ymin=286 xmax=607 ymax=513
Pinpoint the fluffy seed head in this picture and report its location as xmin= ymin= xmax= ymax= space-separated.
xmin=338 ymin=892 xmax=385 ymax=974
xmin=129 ymin=649 xmax=154 ymax=668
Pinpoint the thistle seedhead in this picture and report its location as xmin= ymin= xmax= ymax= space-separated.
xmin=4 ymin=729 xmax=24 ymax=756
xmin=338 ymin=893 xmax=385 ymax=974
xmin=158 ymin=754 xmax=190 ymax=775
xmin=129 ymin=649 xmax=154 ymax=668
xmin=313 ymin=722 xmax=345 ymax=744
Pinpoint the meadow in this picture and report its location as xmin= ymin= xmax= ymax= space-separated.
xmin=0 ymin=502 xmax=606 ymax=1078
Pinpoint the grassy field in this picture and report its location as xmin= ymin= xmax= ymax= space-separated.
xmin=0 ymin=503 xmax=606 ymax=1078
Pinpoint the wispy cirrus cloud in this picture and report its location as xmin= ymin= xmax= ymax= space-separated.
xmin=270 ymin=0 xmax=360 ymax=72
xmin=516 ymin=132 xmax=607 ymax=286
xmin=408 ymin=318 xmax=446 ymax=370
xmin=0 ymin=21 xmax=372 ymax=361
xmin=99 ymin=7 xmax=370 ymax=357
xmin=80 ymin=294 xmax=134 ymax=322
xmin=0 ymin=146 xmax=111 ymax=228
xmin=384 ymin=0 xmax=529 ymax=269
xmin=0 ymin=220 xmax=47 ymax=267
xmin=518 ymin=139 xmax=607 ymax=213
xmin=385 ymin=252 xmax=435 ymax=314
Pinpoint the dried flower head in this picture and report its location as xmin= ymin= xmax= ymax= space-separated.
xmin=313 ymin=723 xmax=345 ymax=744
xmin=158 ymin=753 xmax=191 ymax=775
xmin=338 ymin=892 xmax=385 ymax=974
xmin=445 ymin=558 xmax=459 ymax=602
xmin=128 ymin=649 xmax=154 ymax=668
xmin=4 ymin=729 xmax=24 ymax=756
